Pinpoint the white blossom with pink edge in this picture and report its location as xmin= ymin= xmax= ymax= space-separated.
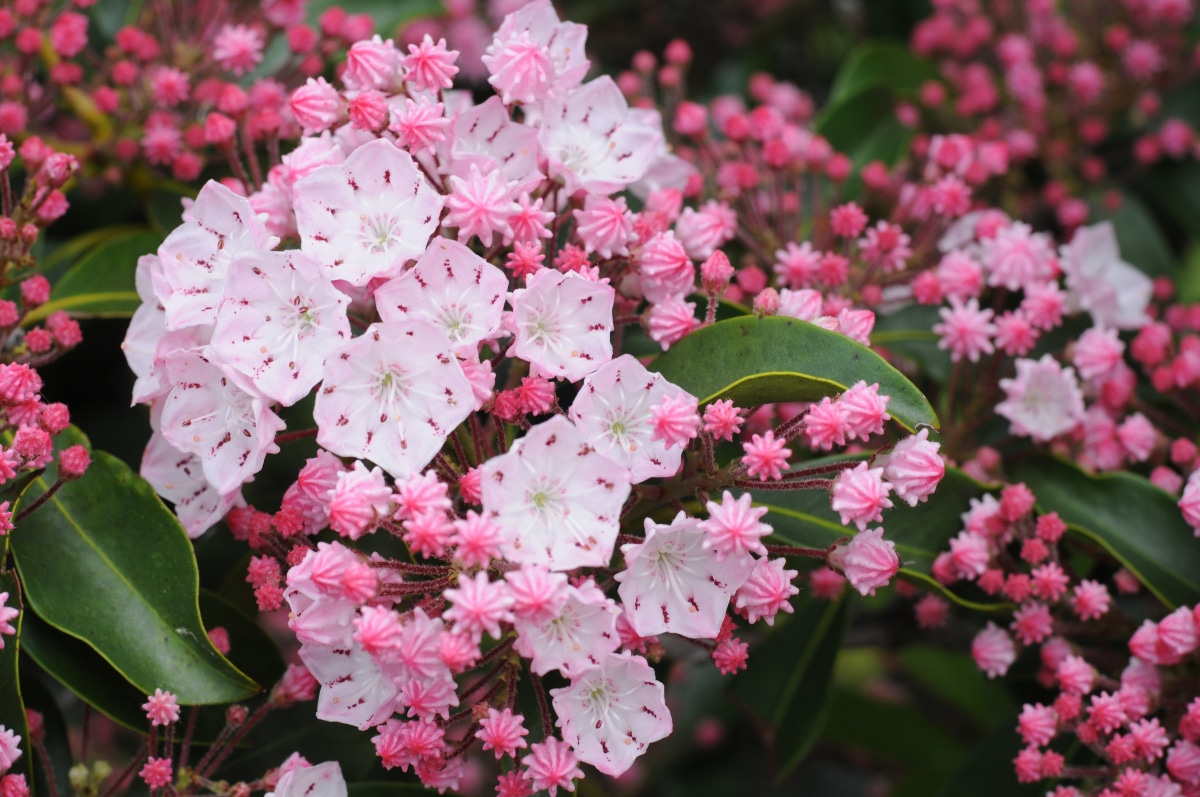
xmin=293 ymin=138 xmax=443 ymax=286
xmin=480 ymin=415 xmax=630 ymax=571
xmin=551 ymin=651 xmax=672 ymax=777
xmin=374 ymin=235 xmax=508 ymax=350
xmin=154 ymin=181 xmax=279 ymax=332
xmin=568 ymin=354 xmax=694 ymax=484
xmin=615 ymin=512 xmax=755 ymax=639
xmin=209 ymin=249 xmax=351 ymax=407
xmin=508 ymin=268 xmax=615 ymax=383
xmin=312 ymin=320 xmax=474 ymax=480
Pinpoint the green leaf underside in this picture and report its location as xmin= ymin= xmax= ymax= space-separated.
xmin=649 ymin=316 xmax=938 ymax=433
xmin=1011 ymin=456 xmax=1200 ymax=609
xmin=731 ymin=597 xmax=849 ymax=781
xmin=0 ymin=570 xmax=32 ymax=791
xmin=11 ymin=428 xmax=259 ymax=704
xmin=760 ymin=466 xmax=1010 ymax=611
xmin=25 ymin=230 xmax=159 ymax=323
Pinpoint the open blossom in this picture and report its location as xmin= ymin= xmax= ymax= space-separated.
xmin=551 ymin=652 xmax=672 ymax=777
xmin=509 ymin=269 xmax=615 ymax=382
xmin=996 ymin=355 xmax=1085 ymax=441
xmin=481 ymin=416 xmax=630 ymax=571
xmin=616 ymin=512 xmax=755 ymax=639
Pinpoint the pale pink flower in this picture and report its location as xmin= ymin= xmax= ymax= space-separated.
xmin=313 ymin=320 xmax=473 ymax=480
xmin=830 ymin=462 xmax=893 ymax=531
xmin=1030 ymin=563 xmax=1070 ymax=602
xmin=972 ymin=622 xmax=1017 ymax=679
xmin=290 ymin=79 xmax=344 ymax=134
xmin=1021 ymin=280 xmax=1068 ymax=331
xmin=674 ymin=200 xmax=736 ymax=260
xmin=0 ymin=592 xmax=16 ymax=645
xmin=773 ymin=241 xmax=820 ymax=288
xmin=1060 ymin=222 xmax=1152 ymax=330
xmin=481 ymin=416 xmax=630 ymax=571
xmin=827 ymin=528 xmax=899 ymax=595
xmin=567 ymin=354 xmax=693 ymax=483
xmin=483 ymin=0 xmax=589 ymax=105
xmin=505 ymin=565 xmax=568 ymax=623
xmin=512 ymin=581 xmax=618 ymax=675
xmin=374 ymin=236 xmax=507 ymax=350
xmin=1168 ymin=739 xmax=1200 ymax=785
xmin=209 ymin=249 xmax=351 ymax=406
xmin=393 ymin=470 xmax=451 ymax=522
xmin=804 ymin=397 xmax=848 ymax=451
xmin=1117 ymin=413 xmax=1156 ymax=462
xmin=551 ymin=652 xmax=671 ymax=777
xmin=1157 ymin=606 xmax=1198 ymax=657
xmin=649 ymin=392 xmax=700 ymax=450
xmin=0 ymin=725 xmax=20 ymax=772
xmin=949 ymin=530 xmax=991 ymax=579
xmin=616 ymin=512 xmax=755 ymax=639
xmin=269 ymin=761 xmax=347 ymax=797
xmin=1073 ymin=326 xmax=1125 ymax=383
xmin=294 ymin=139 xmax=444 ymax=286
xmin=1181 ymin=469 xmax=1200 ymax=533
xmin=914 ymin=593 xmax=949 ymax=629
xmin=637 ymin=230 xmax=695 ymax=303
xmin=140 ymin=431 xmax=241 ymax=538
xmin=451 ymin=510 xmax=503 ymax=568
xmin=993 ymin=311 xmax=1038 ymax=356
xmin=509 ymin=269 xmax=614 ymax=383
xmin=996 ymin=355 xmax=1085 ymax=441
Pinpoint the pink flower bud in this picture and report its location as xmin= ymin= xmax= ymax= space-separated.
xmin=827 ymin=528 xmax=899 ymax=596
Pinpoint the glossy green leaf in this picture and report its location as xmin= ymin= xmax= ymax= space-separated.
xmin=899 ymin=646 xmax=1014 ymax=732
xmin=822 ymin=687 xmax=966 ymax=772
xmin=0 ymin=571 xmax=32 ymax=790
xmin=19 ymin=609 xmax=149 ymax=732
xmin=25 ymin=230 xmax=160 ymax=324
xmin=731 ymin=597 xmax=849 ymax=781
xmin=22 ymin=590 xmax=281 ymax=741
xmin=814 ymin=87 xmax=895 ymax=158
xmin=649 ymin=316 xmax=938 ymax=433
xmin=828 ymin=42 xmax=939 ymax=104
xmin=1011 ymin=456 xmax=1200 ymax=609
xmin=758 ymin=465 xmax=1007 ymax=610
xmin=10 ymin=427 xmax=260 ymax=704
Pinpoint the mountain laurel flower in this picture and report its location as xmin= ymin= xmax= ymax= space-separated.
xmin=934 ymin=297 xmax=996 ymax=363
xmin=996 ymin=355 xmax=1085 ymax=442
xmin=741 ymin=430 xmax=791 ymax=482
xmin=700 ymin=491 xmax=772 ymax=561
xmin=882 ymin=429 xmax=944 ymax=506
xmin=649 ymin=392 xmax=700 ymax=450
xmin=402 ymin=35 xmax=460 ymax=93
xmin=444 ymin=571 xmax=514 ymax=642
xmin=733 ymin=557 xmax=800 ymax=624
xmin=827 ymin=528 xmax=900 ymax=596
xmin=475 ymin=708 xmax=529 ymax=760
xmin=972 ymin=622 xmax=1017 ymax=679
xmin=830 ymin=462 xmax=893 ymax=530
xmin=141 ymin=689 xmax=180 ymax=727
xmin=523 ymin=737 xmax=583 ymax=797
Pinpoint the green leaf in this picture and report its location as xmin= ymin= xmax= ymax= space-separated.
xmin=757 ymin=465 xmax=1008 ymax=611
xmin=828 ymin=42 xmax=938 ymax=105
xmin=937 ymin=725 xmax=1041 ymax=797
xmin=1010 ymin=456 xmax=1200 ymax=609
xmin=25 ymin=230 xmax=160 ymax=324
xmin=814 ymin=88 xmax=895 ymax=158
xmin=899 ymin=646 xmax=1015 ymax=732
xmin=731 ymin=597 xmax=849 ymax=781
xmin=821 ymin=687 xmax=966 ymax=772
xmin=10 ymin=427 xmax=260 ymax=705
xmin=649 ymin=316 xmax=938 ymax=433
xmin=21 ymin=590 xmax=281 ymax=741
xmin=872 ymin=304 xmax=953 ymax=384
xmin=20 ymin=609 xmax=149 ymax=733
xmin=0 ymin=570 xmax=32 ymax=791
